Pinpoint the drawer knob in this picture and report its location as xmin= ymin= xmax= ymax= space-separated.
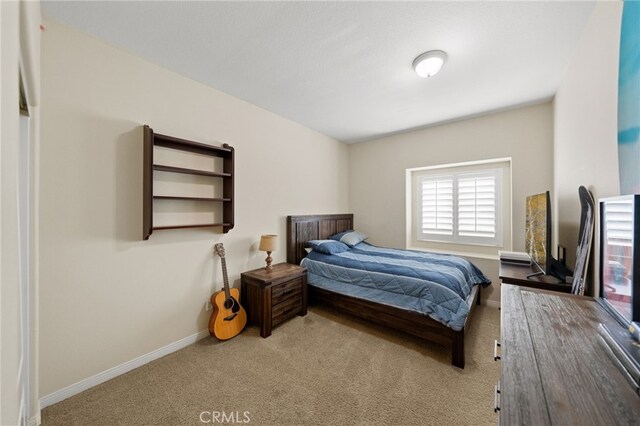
xmin=494 ymin=381 xmax=501 ymax=413
xmin=494 ymin=340 xmax=501 ymax=361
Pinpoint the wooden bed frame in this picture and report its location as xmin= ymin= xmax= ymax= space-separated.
xmin=286 ymin=213 xmax=481 ymax=368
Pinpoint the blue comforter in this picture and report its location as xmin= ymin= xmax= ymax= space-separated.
xmin=301 ymin=243 xmax=491 ymax=331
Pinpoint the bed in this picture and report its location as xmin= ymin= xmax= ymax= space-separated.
xmin=286 ymin=214 xmax=491 ymax=368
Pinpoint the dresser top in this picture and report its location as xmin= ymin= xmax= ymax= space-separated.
xmin=501 ymin=284 xmax=640 ymax=425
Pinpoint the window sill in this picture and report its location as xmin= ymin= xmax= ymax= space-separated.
xmin=406 ymin=246 xmax=499 ymax=261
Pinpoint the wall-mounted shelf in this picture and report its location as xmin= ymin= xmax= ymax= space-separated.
xmin=143 ymin=125 xmax=234 ymax=239
xmin=152 ymin=164 xmax=231 ymax=178
xmin=152 ymin=196 xmax=232 ymax=202
xmin=152 ymin=223 xmax=233 ymax=231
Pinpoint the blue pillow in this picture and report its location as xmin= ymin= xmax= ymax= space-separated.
xmin=306 ymin=240 xmax=350 ymax=255
xmin=329 ymin=230 xmax=352 ymax=241
xmin=330 ymin=230 xmax=368 ymax=247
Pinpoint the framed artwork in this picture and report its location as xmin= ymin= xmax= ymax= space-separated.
xmin=618 ymin=1 xmax=640 ymax=195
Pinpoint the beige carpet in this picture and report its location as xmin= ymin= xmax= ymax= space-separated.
xmin=42 ymin=305 xmax=500 ymax=426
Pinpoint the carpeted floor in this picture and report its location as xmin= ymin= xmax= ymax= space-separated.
xmin=42 ymin=304 xmax=500 ymax=426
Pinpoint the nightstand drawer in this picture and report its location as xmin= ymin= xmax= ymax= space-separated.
xmin=272 ymin=296 xmax=302 ymax=327
xmin=271 ymin=277 xmax=303 ymax=305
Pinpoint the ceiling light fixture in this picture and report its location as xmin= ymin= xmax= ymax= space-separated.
xmin=413 ymin=50 xmax=447 ymax=78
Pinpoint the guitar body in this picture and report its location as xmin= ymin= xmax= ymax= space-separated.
xmin=209 ymin=243 xmax=247 ymax=340
xmin=209 ymin=288 xmax=247 ymax=340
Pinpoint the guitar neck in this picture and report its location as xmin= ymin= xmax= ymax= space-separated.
xmin=221 ymin=256 xmax=231 ymax=299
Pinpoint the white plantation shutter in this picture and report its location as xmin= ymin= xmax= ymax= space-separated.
xmin=605 ymin=199 xmax=634 ymax=246
xmin=417 ymin=169 xmax=502 ymax=246
xmin=458 ymin=175 xmax=496 ymax=238
xmin=420 ymin=177 xmax=453 ymax=235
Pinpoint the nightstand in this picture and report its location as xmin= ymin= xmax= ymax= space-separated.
xmin=240 ymin=262 xmax=307 ymax=337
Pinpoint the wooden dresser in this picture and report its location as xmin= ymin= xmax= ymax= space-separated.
xmin=240 ymin=263 xmax=307 ymax=337
xmin=497 ymin=284 xmax=640 ymax=425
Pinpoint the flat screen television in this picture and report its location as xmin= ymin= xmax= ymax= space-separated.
xmin=599 ymin=194 xmax=640 ymax=325
xmin=525 ymin=191 xmax=552 ymax=277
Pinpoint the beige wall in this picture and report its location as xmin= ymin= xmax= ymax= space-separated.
xmin=348 ymin=102 xmax=555 ymax=305
xmin=40 ymin=20 xmax=349 ymax=397
xmin=553 ymin=1 xmax=622 ymax=296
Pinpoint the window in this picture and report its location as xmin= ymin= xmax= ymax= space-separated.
xmin=418 ymin=169 xmax=502 ymax=246
xmin=408 ymin=159 xmax=511 ymax=253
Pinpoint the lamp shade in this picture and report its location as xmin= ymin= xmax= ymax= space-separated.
xmin=259 ymin=235 xmax=277 ymax=252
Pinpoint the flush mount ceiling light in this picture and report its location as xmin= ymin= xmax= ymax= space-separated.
xmin=413 ymin=50 xmax=447 ymax=78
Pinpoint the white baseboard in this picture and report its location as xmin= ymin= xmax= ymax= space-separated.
xmin=40 ymin=329 xmax=210 ymax=409
xmin=29 ymin=412 xmax=41 ymax=426
xmin=485 ymin=299 xmax=500 ymax=309
xmin=19 ymin=396 xmax=25 ymax=426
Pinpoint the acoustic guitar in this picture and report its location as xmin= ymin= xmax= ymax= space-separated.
xmin=208 ymin=243 xmax=247 ymax=340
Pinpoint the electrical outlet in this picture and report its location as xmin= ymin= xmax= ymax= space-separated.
xmin=205 ymin=301 xmax=213 ymax=311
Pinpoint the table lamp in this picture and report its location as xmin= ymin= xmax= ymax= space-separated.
xmin=259 ymin=234 xmax=277 ymax=270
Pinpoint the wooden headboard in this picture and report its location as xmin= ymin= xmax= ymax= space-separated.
xmin=286 ymin=214 xmax=354 ymax=265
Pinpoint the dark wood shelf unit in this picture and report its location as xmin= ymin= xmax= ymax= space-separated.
xmin=152 ymin=223 xmax=232 ymax=231
xmin=153 ymin=132 xmax=233 ymax=157
xmin=152 ymin=196 xmax=232 ymax=202
xmin=152 ymin=164 xmax=231 ymax=178
xmin=143 ymin=125 xmax=234 ymax=239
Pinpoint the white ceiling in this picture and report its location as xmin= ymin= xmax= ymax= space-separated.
xmin=42 ymin=1 xmax=596 ymax=143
